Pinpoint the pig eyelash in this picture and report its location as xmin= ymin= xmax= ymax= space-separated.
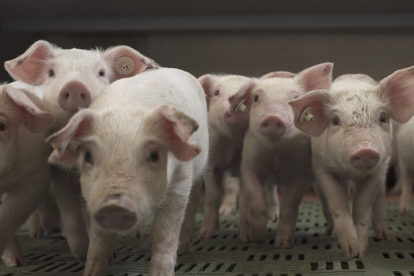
xmin=84 ymin=150 xmax=93 ymax=164
xmin=48 ymin=69 xmax=55 ymax=77
xmin=379 ymin=112 xmax=387 ymax=123
xmin=0 ymin=122 xmax=6 ymax=132
xmin=331 ymin=115 xmax=341 ymax=126
xmin=148 ymin=150 xmax=159 ymax=162
xmin=214 ymin=90 xmax=220 ymax=96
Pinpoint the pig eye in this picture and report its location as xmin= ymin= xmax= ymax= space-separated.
xmin=215 ymin=90 xmax=220 ymax=96
xmin=379 ymin=112 xmax=387 ymax=123
xmin=48 ymin=69 xmax=55 ymax=77
xmin=254 ymin=95 xmax=259 ymax=102
xmin=332 ymin=115 xmax=341 ymax=126
xmin=149 ymin=150 xmax=159 ymax=162
xmin=0 ymin=122 xmax=6 ymax=131
xmin=84 ymin=151 xmax=93 ymax=164
xmin=98 ymin=69 xmax=105 ymax=77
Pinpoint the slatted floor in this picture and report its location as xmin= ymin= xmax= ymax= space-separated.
xmin=0 ymin=201 xmax=413 ymax=276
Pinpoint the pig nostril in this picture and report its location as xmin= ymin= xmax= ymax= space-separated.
xmin=277 ymin=123 xmax=282 ymax=128
xmin=80 ymin=93 xmax=85 ymax=99
xmin=64 ymin=92 xmax=70 ymax=99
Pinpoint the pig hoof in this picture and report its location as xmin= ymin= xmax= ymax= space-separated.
xmin=267 ymin=208 xmax=279 ymax=222
xmin=274 ymin=238 xmax=293 ymax=249
xmin=199 ymin=226 xmax=217 ymax=239
xmin=131 ymin=230 xmax=146 ymax=239
xmin=399 ymin=205 xmax=411 ymax=214
xmin=219 ymin=204 xmax=236 ymax=216
xmin=69 ymin=240 xmax=89 ymax=261
xmin=1 ymin=252 xmax=26 ymax=267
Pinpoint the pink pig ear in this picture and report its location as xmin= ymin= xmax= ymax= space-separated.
xmin=4 ymin=40 xmax=55 ymax=86
xmin=47 ymin=109 xmax=97 ymax=165
xmin=103 ymin=46 xmax=160 ymax=82
xmin=2 ymin=85 xmax=53 ymax=133
xmin=289 ymin=89 xmax=331 ymax=137
xmin=148 ymin=105 xmax=201 ymax=162
xmin=296 ymin=62 xmax=333 ymax=91
xmin=380 ymin=65 xmax=414 ymax=123
xmin=198 ymin=74 xmax=216 ymax=111
xmin=260 ymin=71 xmax=295 ymax=79
xmin=226 ymin=80 xmax=256 ymax=128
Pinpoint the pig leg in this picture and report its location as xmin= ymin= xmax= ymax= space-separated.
xmin=371 ymin=184 xmax=391 ymax=241
xmin=242 ymin=171 xmax=267 ymax=243
xmin=238 ymin=185 xmax=251 ymax=242
xmin=264 ymin=179 xmax=279 ymax=222
xmin=398 ymin=158 xmax=414 ymax=214
xmin=352 ymin=175 xmax=383 ymax=257
xmin=219 ymin=174 xmax=239 ymax=216
xmin=0 ymin=179 xmax=49 ymax=255
xmin=1 ymin=237 xmax=26 ymax=267
xmin=82 ymin=220 xmax=117 ymax=276
xmin=178 ymin=177 xmax=202 ymax=255
xmin=149 ymin=172 xmax=192 ymax=276
xmin=53 ymin=169 xmax=89 ymax=261
xmin=317 ymin=170 xmax=359 ymax=258
xmin=274 ymin=178 xmax=308 ymax=249
xmin=28 ymin=210 xmax=44 ymax=238
xmin=313 ymin=182 xmax=333 ymax=235
xmin=199 ymin=167 xmax=223 ymax=239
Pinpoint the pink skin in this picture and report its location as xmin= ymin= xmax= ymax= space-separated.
xmin=4 ymin=40 xmax=159 ymax=261
xmin=290 ymin=68 xmax=414 ymax=258
xmin=229 ymin=63 xmax=333 ymax=247
xmin=197 ymin=74 xmax=251 ymax=239
xmin=0 ymin=85 xmax=53 ymax=266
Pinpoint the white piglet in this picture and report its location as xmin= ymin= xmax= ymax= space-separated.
xmin=47 ymin=68 xmax=208 ymax=276
xmin=0 ymin=84 xmax=53 ymax=266
xmin=229 ymin=63 xmax=333 ymax=247
xmin=5 ymin=40 xmax=159 ymax=260
xmin=289 ymin=68 xmax=414 ymax=258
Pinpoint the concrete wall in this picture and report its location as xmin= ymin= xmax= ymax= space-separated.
xmin=1 ymin=31 xmax=414 ymax=82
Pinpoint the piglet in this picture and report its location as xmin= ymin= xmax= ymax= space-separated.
xmin=289 ymin=69 xmax=414 ymax=257
xmin=47 ymin=68 xmax=208 ymax=276
xmin=5 ymin=40 xmax=158 ymax=259
xmin=0 ymin=84 xmax=53 ymax=266
xmin=229 ymin=63 xmax=333 ymax=247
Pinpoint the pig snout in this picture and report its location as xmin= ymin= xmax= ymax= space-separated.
xmin=349 ymin=147 xmax=380 ymax=170
xmin=93 ymin=194 xmax=137 ymax=231
xmin=223 ymin=111 xmax=237 ymax=126
xmin=259 ymin=115 xmax=287 ymax=136
xmin=58 ymin=80 xmax=92 ymax=111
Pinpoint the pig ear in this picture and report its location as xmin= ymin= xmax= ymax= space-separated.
xmin=296 ymin=62 xmax=333 ymax=91
xmin=289 ymin=89 xmax=331 ymax=137
xmin=103 ymin=46 xmax=160 ymax=82
xmin=260 ymin=71 xmax=295 ymax=79
xmin=149 ymin=105 xmax=201 ymax=162
xmin=4 ymin=40 xmax=55 ymax=86
xmin=47 ymin=109 xmax=96 ymax=165
xmin=2 ymin=85 xmax=53 ymax=133
xmin=198 ymin=74 xmax=216 ymax=110
xmin=380 ymin=65 xmax=414 ymax=123
xmin=227 ymin=80 xmax=256 ymax=128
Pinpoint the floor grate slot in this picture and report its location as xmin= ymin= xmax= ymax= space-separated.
xmin=260 ymin=254 xmax=267 ymax=261
xmin=298 ymin=254 xmax=304 ymax=260
xmin=355 ymin=260 xmax=365 ymax=269
xmin=311 ymin=262 xmax=318 ymax=271
xmin=273 ymin=253 xmax=280 ymax=260
xmin=285 ymin=254 xmax=292 ymax=260
xmin=393 ymin=272 xmax=402 ymax=276
xmin=174 ymin=264 xmax=184 ymax=272
xmin=184 ymin=264 xmax=196 ymax=273
xmin=383 ymin=252 xmax=390 ymax=258
xmin=341 ymin=261 xmax=349 ymax=270
xmin=199 ymin=263 xmax=210 ymax=271
xmin=396 ymin=252 xmax=404 ymax=259
xmin=325 ymin=244 xmax=331 ymax=249
xmin=212 ymin=263 xmax=223 ymax=272
xmin=326 ymin=261 xmax=333 ymax=270
xmin=247 ymin=254 xmax=255 ymax=261
xmin=226 ymin=263 xmax=236 ymax=272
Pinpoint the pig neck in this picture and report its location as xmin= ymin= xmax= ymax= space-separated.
xmin=0 ymin=126 xmax=49 ymax=191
